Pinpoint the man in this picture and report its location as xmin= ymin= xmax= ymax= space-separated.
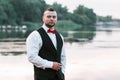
xmin=26 ymin=8 xmax=66 ymax=80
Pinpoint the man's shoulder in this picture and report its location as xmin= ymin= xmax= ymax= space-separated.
xmin=30 ymin=30 xmax=39 ymax=35
xmin=27 ymin=30 xmax=40 ymax=38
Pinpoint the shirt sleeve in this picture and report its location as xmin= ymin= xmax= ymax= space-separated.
xmin=26 ymin=31 xmax=53 ymax=69
xmin=60 ymin=34 xmax=66 ymax=74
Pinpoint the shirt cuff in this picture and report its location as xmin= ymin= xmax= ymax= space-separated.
xmin=45 ymin=61 xmax=53 ymax=69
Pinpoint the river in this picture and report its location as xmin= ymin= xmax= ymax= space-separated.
xmin=0 ymin=26 xmax=120 ymax=80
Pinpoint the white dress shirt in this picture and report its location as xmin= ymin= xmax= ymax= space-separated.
xmin=26 ymin=24 xmax=66 ymax=73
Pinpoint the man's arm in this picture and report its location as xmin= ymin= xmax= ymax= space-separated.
xmin=60 ymin=35 xmax=66 ymax=74
xmin=26 ymin=31 xmax=53 ymax=69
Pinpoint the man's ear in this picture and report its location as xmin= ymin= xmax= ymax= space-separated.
xmin=42 ymin=16 xmax=44 ymax=22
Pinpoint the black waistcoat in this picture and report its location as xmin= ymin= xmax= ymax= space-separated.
xmin=34 ymin=28 xmax=63 ymax=80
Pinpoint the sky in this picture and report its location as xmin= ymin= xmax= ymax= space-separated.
xmin=45 ymin=0 xmax=120 ymax=19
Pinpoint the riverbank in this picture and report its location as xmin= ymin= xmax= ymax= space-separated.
xmin=0 ymin=43 xmax=120 ymax=80
xmin=0 ymin=39 xmax=26 ymax=56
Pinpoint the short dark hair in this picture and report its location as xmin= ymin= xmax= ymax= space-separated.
xmin=43 ymin=7 xmax=56 ymax=16
xmin=45 ymin=7 xmax=55 ymax=12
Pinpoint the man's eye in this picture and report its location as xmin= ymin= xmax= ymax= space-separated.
xmin=47 ymin=16 xmax=51 ymax=18
xmin=47 ymin=16 xmax=56 ymax=18
xmin=53 ymin=16 xmax=56 ymax=18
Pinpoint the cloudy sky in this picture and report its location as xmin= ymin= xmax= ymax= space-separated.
xmin=45 ymin=0 xmax=120 ymax=19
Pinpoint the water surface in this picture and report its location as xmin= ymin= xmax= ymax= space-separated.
xmin=0 ymin=26 xmax=120 ymax=80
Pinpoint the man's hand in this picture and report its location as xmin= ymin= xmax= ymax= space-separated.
xmin=52 ymin=62 xmax=62 ymax=71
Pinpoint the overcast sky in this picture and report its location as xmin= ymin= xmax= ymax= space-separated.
xmin=45 ymin=0 xmax=120 ymax=19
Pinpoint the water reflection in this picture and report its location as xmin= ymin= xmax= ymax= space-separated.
xmin=0 ymin=52 xmax=26 ymax=56
xmin=0 ymin=25 xmax=27 ymax=38
xmin=0 ymin=25 xmax=120 ymax=55
xmin=0 ymin=25 xmax=120 ymax=80
xmin=63 ymin=31 xmax=96 ymax=43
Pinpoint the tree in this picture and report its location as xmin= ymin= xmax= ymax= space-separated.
xmin=2 ymin=3 xmax=16 ymax=25
xmin=85 ymin=8 xmax=96 ymax=24
xmin=11 ymin=0 xmax=47 ymax=24
xmin=74 ymin=5 xmax=85 ymax=15
xmin=0 ymin=5 xmax=7 ymax=25
xmin=51 ymin=2 xmax=69 ymax=20
xmin=73 ymin=5 xmax=96 ymax=25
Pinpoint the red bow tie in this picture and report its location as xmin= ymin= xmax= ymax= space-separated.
xmin=47 ymin=29 xmax=56 ymax=34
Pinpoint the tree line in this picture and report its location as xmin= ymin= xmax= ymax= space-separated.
xmin=0 ymin=0 xmax=97 ymax=31
xmin=0 ymin=0 xmax=97 ymax=25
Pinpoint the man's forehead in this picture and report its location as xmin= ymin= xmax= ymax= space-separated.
xmin=43 ymin=11 xmax=57 ymax=16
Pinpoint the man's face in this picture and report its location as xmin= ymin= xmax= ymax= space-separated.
xmin=43 ymin=11 xmax=57 ymax=28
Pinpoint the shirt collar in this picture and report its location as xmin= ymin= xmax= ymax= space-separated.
xmin=42 ymin=24 xmax=49 ymax=33
xmin=42 ymin=24 xmax=55 ymax=32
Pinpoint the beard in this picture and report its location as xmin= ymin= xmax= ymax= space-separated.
xmin=45 ymin=22 xmax=55 ymax=28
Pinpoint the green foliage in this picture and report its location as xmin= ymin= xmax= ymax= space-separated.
xmin=0 ymin=0 xmax=47 ymax=25
xmin=21 ymin=21 xmax=42 ymax=31
xmin=97 ymin=15 xmax=112 ymax=22
xmin=10 ymin=0 xmax=46 ymax=24
xmin=79 ymin=15 xmax=91 ymax=25
xmin=74 ymin=5 xmax=85 ymax=15
xmin=73 ymin=5 xmax=96 ymax=25
xmin=51 ymin=2 xmax=70 ymax=20
xmin=2 ymin=3 xmax=16 ymax=25
xmin=55 ymin=20 xmax=81 ymax=31
xmin=85 ymin=9 xmax=96 ymax=24
xmin=0 ymin=0 xmax=97 ymax=30
xmin=0 ymin=5 xmax=7 ymax=24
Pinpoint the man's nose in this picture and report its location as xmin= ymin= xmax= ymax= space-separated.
xmin=50 ymin=17 xmax=54 ymax=20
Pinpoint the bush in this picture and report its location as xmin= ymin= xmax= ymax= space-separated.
xmin=21 ymin=21 xmax=42 ymax=31
xmin=55 ymin=20 xmax=81 ymax=31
